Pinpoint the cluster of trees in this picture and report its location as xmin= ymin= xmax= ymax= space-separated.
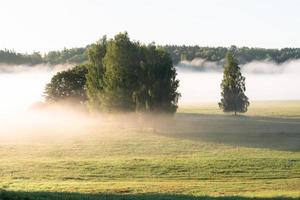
xmin=0 ymin=48 xmax=87 ymax=66
xmin=2 ymin=44 xmax=300 ymax=68
xmin=45 ymin=38 xmax=249 ymax=115
xmin=45 ymin=33 xmax=180 ymax=113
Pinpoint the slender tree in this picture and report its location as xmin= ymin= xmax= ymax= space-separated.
xmin=219 ymin=48 xmax=249 ymax=115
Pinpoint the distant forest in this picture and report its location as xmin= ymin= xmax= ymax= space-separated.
xmin=1 ymin=45 xmax=300 ymax=67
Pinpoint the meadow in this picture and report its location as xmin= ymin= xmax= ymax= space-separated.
xmin=0 ymin=101 xmax=299 ymax=200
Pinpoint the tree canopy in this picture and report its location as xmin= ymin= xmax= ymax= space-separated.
xmin=219 ymin=48 xmax=250 ymax=115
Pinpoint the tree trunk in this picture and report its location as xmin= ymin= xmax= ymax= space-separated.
xmin=234 ymin=96 xmax=237 ymax=116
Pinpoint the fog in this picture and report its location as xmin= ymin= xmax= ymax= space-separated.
xmin=0 ymin=64 xmax=71 ymax=117
xmin=1 ymin=60 xmax=300 ymax=111
xmin=0 ymin=65 xmax=165 ymax=140
xmin=0 ymin=60 xmax=300 ymax=138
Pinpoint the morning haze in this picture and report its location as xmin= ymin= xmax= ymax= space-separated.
xmin=0 ymin=1 xmax=299 ymax=199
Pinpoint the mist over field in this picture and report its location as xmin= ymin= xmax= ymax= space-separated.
xmin=1 ymin=61 xmax=299 ymax=137
xmin=0 ymin=59 xmax=299 ymax=131
xmin=0 ymin=59 xmax=298 ymax=145
xmin=0 ymin=65 xmax=76 ymax=138
xmin=1 ymin=60 xmax=300 ymax=115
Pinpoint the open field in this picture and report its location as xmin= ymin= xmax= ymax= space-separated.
xmin=178 ymin=101 xmax=300 ymax=118
xmin=0 ymin=101 xmax=300 ymax=200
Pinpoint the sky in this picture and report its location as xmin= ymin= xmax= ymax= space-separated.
xmin=1 ymin=0 xmax=300 ymax=53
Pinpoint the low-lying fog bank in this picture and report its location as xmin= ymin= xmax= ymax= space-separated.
xmin=0 ymin=60 xmax=300 ymax=117
xmin=0 ymin=64 xmax=71 ymax=117
xmin=0 ymin=61 xmax=300 ymax=138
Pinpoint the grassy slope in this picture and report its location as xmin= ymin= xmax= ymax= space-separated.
xmin=0 ymin=101 xmax=300 ymax=199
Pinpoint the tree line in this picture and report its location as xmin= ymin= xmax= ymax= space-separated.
xmin=0 ymin=49 xmax=43 ymax=65
xmin=163 ymin=46 xmax=300 ymax=65
xmin=45 ymin=33 xmax=249 ymax=115
xmin=2 ymin=44 xmax=300 ymax=67
xmin=0 ymin=48 xmax=87 ymax=66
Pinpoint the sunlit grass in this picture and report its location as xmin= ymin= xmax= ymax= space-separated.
xmin=0 ymin=101 xmax=299 ymax=199
xmin=178 ymin=100 xmax=300 ymax=118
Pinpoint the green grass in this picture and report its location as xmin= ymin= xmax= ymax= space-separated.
xmin=0 ymin=101 xmax=300 ymax=199
xmin=178 ymin=101 xmax=300 ymax=118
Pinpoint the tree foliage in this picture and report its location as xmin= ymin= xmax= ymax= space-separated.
xmin=86 ymin=33 xmax=180 ymax=113
xmin=219 ymin=48 xmax=249 ymax=115
xmin=44 ymin=65 xmax=88 ymax=103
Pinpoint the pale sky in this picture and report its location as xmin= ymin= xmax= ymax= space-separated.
xmin=1 ymin=0 xmax=300 ymax=53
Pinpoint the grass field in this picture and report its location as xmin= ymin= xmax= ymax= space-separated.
xmin=0 ymin=101 xmax=300 ymax=200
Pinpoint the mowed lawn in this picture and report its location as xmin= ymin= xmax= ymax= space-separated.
xmin=0 ymin=101 xmax=300 ymax=200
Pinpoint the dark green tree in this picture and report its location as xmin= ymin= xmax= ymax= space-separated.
xmin=219 ymin=49 xmax=249 ymax=115
xmin=133 ymin=44 xmax=179 ymax=113
xmin=86 ymin=33 xmax=180 ymax=113
xmin=44 ymin=65 xmax=88 ymax=103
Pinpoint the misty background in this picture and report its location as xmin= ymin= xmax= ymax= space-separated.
xmin=177 ymin=59 xmax=300 ymax=104
xmin=0 ymin=60 xmax=299 ymax=117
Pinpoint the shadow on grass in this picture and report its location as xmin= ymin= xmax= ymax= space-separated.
xmin=154 ymin=113 xmax=300 ymax=152
xmin=0 ymin=190 xmax=298 ymax=200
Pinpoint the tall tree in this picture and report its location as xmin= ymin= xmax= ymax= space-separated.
xmin=86 ymin=36 xmax=107 ymax=110
xmin=101 ymin=32 xmax=141 ymax=111
xmin=219 ymin=48 xmax=249 ymax=115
